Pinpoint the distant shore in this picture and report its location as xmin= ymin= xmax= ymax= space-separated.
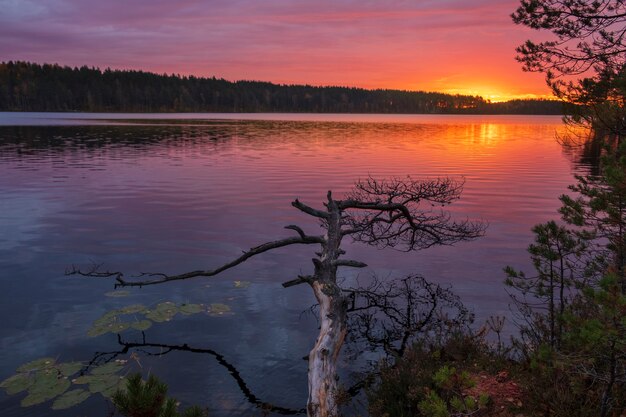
xmin=1 ymin=61 xmax=564 ymax=115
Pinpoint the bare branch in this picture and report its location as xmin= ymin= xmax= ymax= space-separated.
xmin=333 ymin=260 xmax=368 ymax=268
xmin=69 ymin=234 xmax=323 ymax=287
xmin=285 ymin=225 xmax=307 ymax=239
xmin=282 ymin=275 xmax=315 ymax=288
xmin=67 ymin=263 xmax=121 ymax=279
xmin=292 ymin=199 xmax=329 ymax=219
xmin=340 ymin=176 xmax=486 ymax=251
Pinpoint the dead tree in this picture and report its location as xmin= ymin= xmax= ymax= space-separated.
xmin=70 ymin=176 xmax=485 ymax=417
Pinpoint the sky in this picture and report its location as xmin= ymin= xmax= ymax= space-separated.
xmin=0 ymin=0 xmax=553 ymax=101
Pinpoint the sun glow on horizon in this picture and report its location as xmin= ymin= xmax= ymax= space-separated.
xmin=439 ymin=87 xmax=555 ymax=103
xmin=0 ymin=0 xmax=559 ymax=104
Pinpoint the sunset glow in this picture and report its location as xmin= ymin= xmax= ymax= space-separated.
xmin=0 ymin=0 xmax=553 ymax=100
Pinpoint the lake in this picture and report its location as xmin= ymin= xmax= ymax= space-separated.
xmin=0 ymin=113 xmax=586 ymax=416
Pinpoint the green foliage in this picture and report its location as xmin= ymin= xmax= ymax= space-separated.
xmin=560 ymin=140 xmax=626 ymax=288
xmin=368 ymin=334 xmax=494 ymax=417
xmin=509 ymin=274 xmax=626 ymax=417
xmin=505 ymin=220 xmax=589 ymax=348
xmin=506 ymin=166 xmax=626 ymax=416
xmin=112 ymin=373 xmax=207 ymax=417
xmin=417 ymin=365 xmax=484 ymax=417
xmin=417 ymin=391 xmax=448 ymax=417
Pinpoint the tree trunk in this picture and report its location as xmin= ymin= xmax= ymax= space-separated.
xmin=307 ymin=280 xmax=347 ymax=417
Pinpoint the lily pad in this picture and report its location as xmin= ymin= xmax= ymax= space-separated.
xmin=208 ymin=303 xmax=232 ymax=316
xmin=89 ymin=321 xmax=131 ymax=337
xmin=156 ymin=301 xmax=176 ymax=310
xmin=87 ymin=325 xmax=112 ymax=338
xmin=51 ymin=389 xmax=90 ymax=410
xmin=117 ymin=304 xmax=147 ymax=315
xmin=100 ymin=377 xmax=125 ymax=398
xmin=0 ymin=373 xmax=33 ymax=395
xmin=22 ymin=376 xmax=70 ymax=407
xmin=57 ymin=362 xmax=84 ymax=378
xmin=88 ymin=374 xmax=123 ymax=394
xmin=111 ymin=322 xmax=131 ymax=333
xmin=179 ymin=303 xmax=203 ymax=315
xmin=92 ymin=313 xmax=118 ymax=328
xmin=17 ymin=358 xmax=56 ymax=373
xmin=72 ymin=375 xmax=93 ymax=385
xmin=97 ymin=310 xmax=120 ymax=321
xmin=144 ymin=310 xmax=167 ymax=322
xmin=145 ymin=302 xmax=178 ymax=322
xmin=233 ymin=280 xmax=251 ymax=289
xmin=89 ymin=300 xmax=213 ymax=337
xmin=91 ymin=361 xmax=124 ymax=375
xmin=131 ymin=320 xmax=152 ymax=331
xmin=104 ymin=290 xmax=130 ymax=297
xmin=31 ymin=369 xmax=60 ymax=388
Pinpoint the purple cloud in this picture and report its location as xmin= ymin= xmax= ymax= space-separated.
xmin=0 ymin=0 xmax=550 ymax=98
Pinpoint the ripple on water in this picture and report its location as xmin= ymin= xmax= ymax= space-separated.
xmin=0 ymin=114 xmax=589 ymax=417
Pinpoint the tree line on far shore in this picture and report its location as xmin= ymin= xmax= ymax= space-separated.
xmin=0 ymin=61 xmax=562 ymax=114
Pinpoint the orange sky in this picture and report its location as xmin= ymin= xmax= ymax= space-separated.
xmin=0 ymin=0 xmax=553 ymax=101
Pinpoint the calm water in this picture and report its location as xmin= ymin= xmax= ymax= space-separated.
xmin=0 ymin=113 xmax=585 ymax=416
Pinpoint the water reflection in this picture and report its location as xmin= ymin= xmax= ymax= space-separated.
xmin=92 ymin=334 xmax=306 ymax=415
xmin=0 ymin=115 xmax=587 ymax=417
xmin=2 ymin=273 xmax=469 ymax=416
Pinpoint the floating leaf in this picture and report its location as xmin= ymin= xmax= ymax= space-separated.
xmin=92 ymin=312 xmax=118 ymax=327
xmin=87 ymin=325 xmax=112 ymax=338
xmin=88 ymin=321 xmax=130 ymax=337
xmin=100 ymin=377 xmax=125 ymax=398
xmin=105 ymin=290 xmax=130 ymax=297
xmin=90 ymin=300 xmax=209 ymax=336
xmin=72 ymin=375 xmax=93 ymax=384
xmin=88 ymin=374 xmax=122 ymax=394
xmin=233 ymin=280 xmax=251 ymax=289
xmin=91 ymin=362 xmax=124 ymax=375
xmin=30 ymin=370 xmax=61 ymax=390
xmin=110 ymin=323 xmax=131 ymax=333
xmin=208 ymin=303 xmax=232 ymax=316
xmin=21 ymin=391 xmax=50 ymax=407
xmin=0 ymin=373 xmax=33 ymax=395
xmin=117 ymin=304 xmax=147 ymax=315
xmin=156 ymin=301 xmax=176 ymax=309
xmin=22 ymin=376 xmax=70 ymax=407
xmin=51 ymin=389 xmax=90 ymax=410
xmin=17 ymin=358 xmax=56 ymax=373
xmin=145 ymin=302 xmax=178 ymax=322
xmin=144 ymin=310 xmax=166 ymax=322
xmin=57 ymin=362 xmax=84 ymax=378
xmin=89 ymin=310 xmax=123 ymax=337
xmin=99 ymin=310 xmax=120 ymax=321
xmin=179 ymin=303 xmax=203 ymax=315
xmin=131 ymin=320 xmax=152 ymax=331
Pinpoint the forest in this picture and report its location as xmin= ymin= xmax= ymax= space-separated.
xmin=0 ymin=61 xmax=562 ymax=114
